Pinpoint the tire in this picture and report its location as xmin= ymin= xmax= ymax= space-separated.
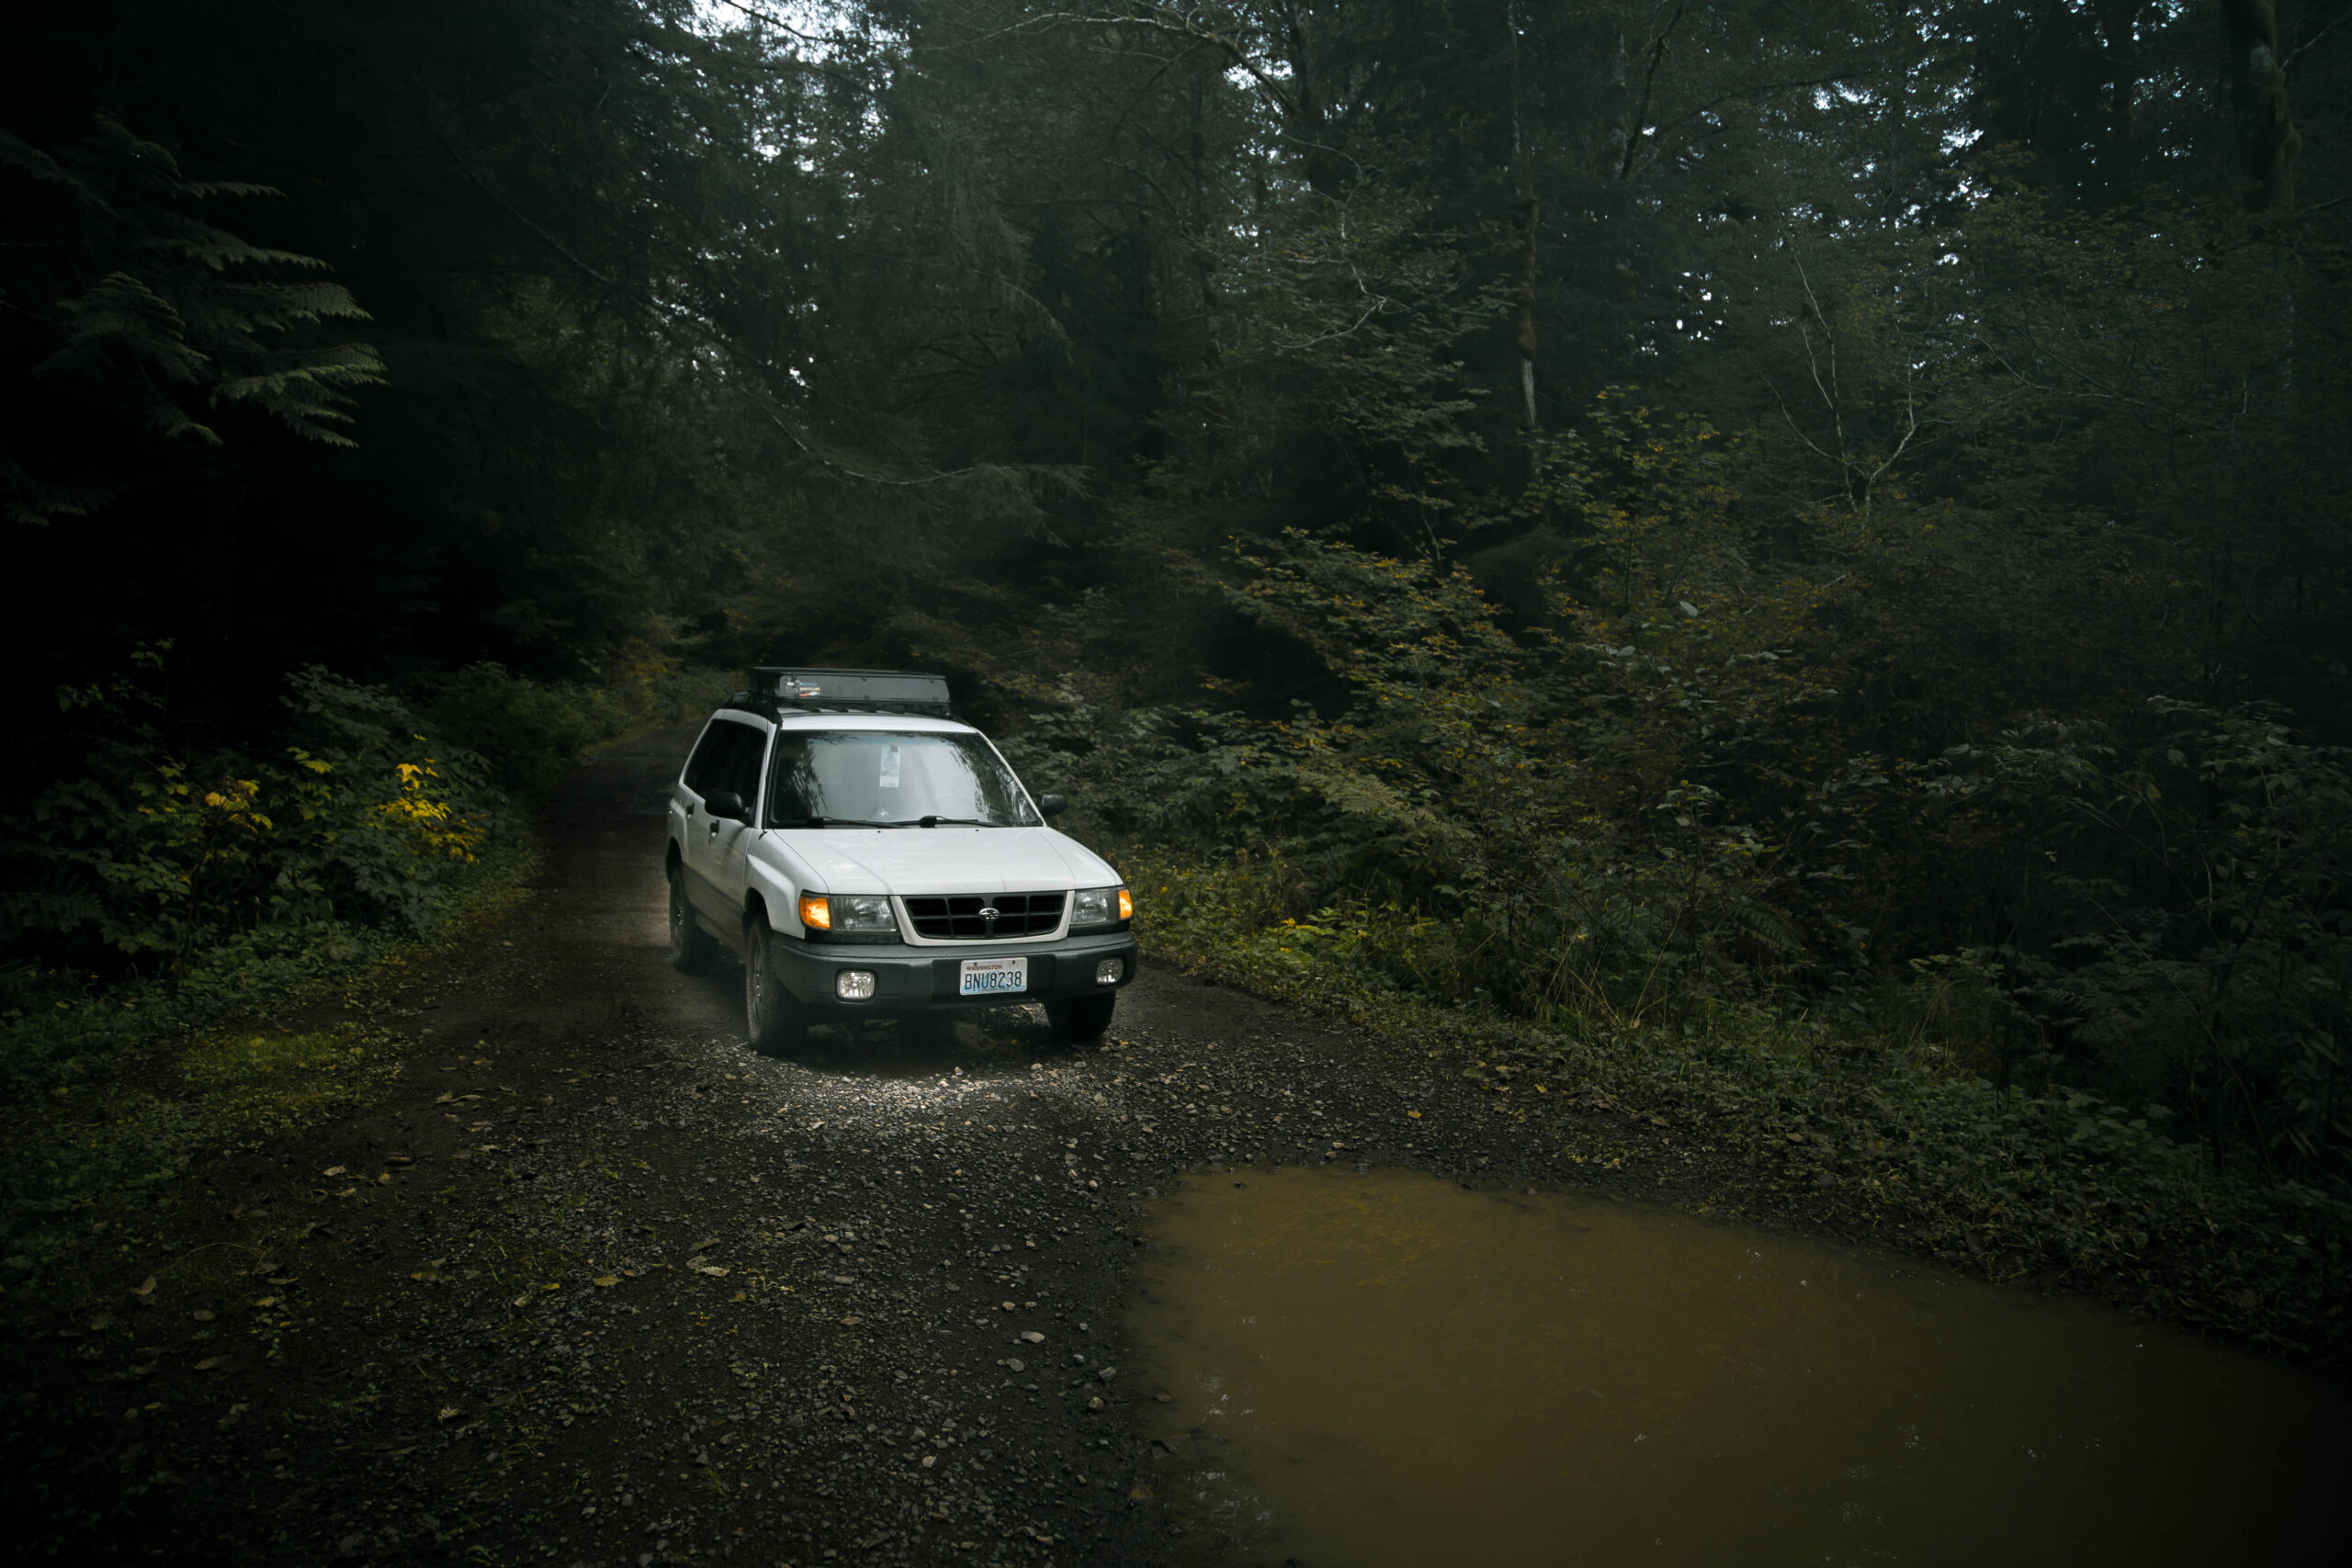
xmin=1043 ymin=992 xmax=1116 ymax=1043
xmin=668 ymin=862 xmax=717 ymax=975
xmin=743 ymin=918 xmax=807 ymax=1055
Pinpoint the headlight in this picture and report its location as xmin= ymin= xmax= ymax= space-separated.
xmin=834 ymin=895 xmax=897 ymax=933
xmin=1071 ymin=886 xmax=1130 ymax=927
xmin=800 ymin=894 xmax=897 ymax=934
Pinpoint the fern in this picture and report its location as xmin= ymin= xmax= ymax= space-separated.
xmin=1 ymin=116 xmax=384 ymax=511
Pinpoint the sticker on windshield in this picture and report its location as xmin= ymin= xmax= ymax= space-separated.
xmin=879 ymin=745 xmax=902 ymax=790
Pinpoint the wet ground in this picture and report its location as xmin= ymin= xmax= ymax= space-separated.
xmin=1125 ymin=1166 xmax=2349 ymax=1567
xmin=7 ymin=727 xmax=1562 ymax=1566
xmin=10 ymin=728 xmax=2345 ymax=1566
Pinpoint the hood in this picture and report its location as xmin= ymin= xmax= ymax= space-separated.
xmin=786 ymin=827 xmax=1119 ymax=896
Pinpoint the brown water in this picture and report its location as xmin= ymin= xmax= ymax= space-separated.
xmin=1121 ymin=1166 xmax=2347 ymax=1567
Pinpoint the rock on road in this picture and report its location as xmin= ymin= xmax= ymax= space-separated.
xmin=13 ymin=725 xmax=1550 ymax=1567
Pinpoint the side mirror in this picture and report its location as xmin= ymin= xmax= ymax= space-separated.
xmin=704 ymin=790 xmax=747 ymax=821
xmin=1037 ymin=793 xmax=1067 ymax=818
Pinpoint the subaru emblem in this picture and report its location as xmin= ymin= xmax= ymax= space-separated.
xmin=978 ymin=905 xmax=1001 ymax=934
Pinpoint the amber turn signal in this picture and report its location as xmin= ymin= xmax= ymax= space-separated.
xmin=1117 ymin=887 xmax=1133 ymax=920
xmin=798 ymin=894 xmax=831 ymax=931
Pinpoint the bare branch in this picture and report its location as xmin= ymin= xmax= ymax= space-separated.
xmin=1791 ymin=257 xmax=1850 ymax=495
xmin=700 ymin=0 xmax=886 ymax=97
xmin=937 ymin=6 xmax=1297 ymax=118
xmin=1617 ymin=1 xmax=1688 ymax=182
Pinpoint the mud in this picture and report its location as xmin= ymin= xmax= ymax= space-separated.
xmin=1126 ymin=1166 xmax=2348 ymax=1566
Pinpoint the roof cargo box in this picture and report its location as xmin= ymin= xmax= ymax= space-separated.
xmin=742 ymin=667 xmax=953 ymax=716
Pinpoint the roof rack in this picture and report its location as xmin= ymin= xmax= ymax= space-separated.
xmin=730 ymin=667 xmax=955 ymax=719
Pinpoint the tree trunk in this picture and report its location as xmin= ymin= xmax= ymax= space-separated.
xmin=1515 ymin=172 xmax=1540 ymax=437
xmin=1509 ymin=1 xmax=1540 ymax=448
xmin=2220 ymin=0 xmax=2298 ymax=215
xmin=2096 ymin=0 xmax=2144 ymax=183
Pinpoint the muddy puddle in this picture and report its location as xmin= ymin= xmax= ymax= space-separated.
xmin=1121 ymin=1166 xmax=2346 ymax=1566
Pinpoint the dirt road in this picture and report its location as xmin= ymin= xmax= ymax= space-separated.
xmin=13 ymin=726 xmax=1549 ymax=1566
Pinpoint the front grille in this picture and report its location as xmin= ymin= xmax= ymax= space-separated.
xmin=902 ymin=892 xmax=1066 ymax=940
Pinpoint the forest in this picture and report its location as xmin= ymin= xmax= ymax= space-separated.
xmin=3 ymin=1 xmax=2348 ymax=1349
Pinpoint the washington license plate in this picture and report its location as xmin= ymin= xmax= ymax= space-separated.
xmin=958 ymin=957 xmax=1027 ymax=997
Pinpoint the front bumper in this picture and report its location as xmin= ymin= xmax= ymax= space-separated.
xmin=765 ymin=929 xmax=1141 ymax=1017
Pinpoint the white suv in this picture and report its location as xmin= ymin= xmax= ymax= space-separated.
xmin=663 ymin=669 xmax=1137 ymax=1053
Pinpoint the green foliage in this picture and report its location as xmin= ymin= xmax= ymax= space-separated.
xmin=0 ymin=648 xmax=717 ymax=1111
xmin=6 ymin=661 xmax=500 ymax=976
xmin=1936 ymin=700 xmax=2352 ymax=1180
xmin=0 ymin=638 xmax=689 ymax=1282
xmin=1009 ymin=370 xmax=2352 ymax=1237
xmin=0 ymin=114 xmax=382 ymax=521
xmin=0 ymin=682 xmax=472 ymax=1109
xmin=421 ymin=649 xmax=734 ymax=798
xmin=1132 ymin=848 xmax=2352 ymax=1358
xmin=1023 ymin=405 xmax=1866 ymax=1021
xmin=1190 ymin=181 xmax=1513 ymax=548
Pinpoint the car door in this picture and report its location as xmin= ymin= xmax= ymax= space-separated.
xmin=708 ymin=719 xmax=770 ymax=933
xmin=682 ymin=718 xmax=762 ymax=927
xmin=675 ymin=717 xmax=728 ymax=917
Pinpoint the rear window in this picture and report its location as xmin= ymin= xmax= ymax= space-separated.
xmin=764 ymin=730 xmax=1039 ymax=829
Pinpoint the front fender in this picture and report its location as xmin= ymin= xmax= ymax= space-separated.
xmin=744 ymin=850 xmax=804 ymax=937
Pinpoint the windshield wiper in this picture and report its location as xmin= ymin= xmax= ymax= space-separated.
xmin=916 ymin=816 xmax=991 ymax=828
xmin=780 ymin=817 xmax=908 ymax=829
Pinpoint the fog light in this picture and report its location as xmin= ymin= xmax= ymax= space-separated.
xmin=836 ymin=970 xmax=876 ymax=1000
xmin=1094 ymin=957 xmax=1124 ymax=986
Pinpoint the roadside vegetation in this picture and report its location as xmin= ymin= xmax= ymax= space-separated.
xmin=990 ymin=469 xmax=2352 ymax=1358
xmin=1132 ymin=852 xmax=2349 ymax=1358
xmin=0 ymin=655 xmax=727 ymax=1284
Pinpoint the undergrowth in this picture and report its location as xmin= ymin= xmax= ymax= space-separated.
xmin=0 ymin=647 xmax=727 ymax=1295
xmin=0 ymin=829 xmax=537 ymax=1289
xmin=1125 ymin=849 xmax=2352 ymax=1363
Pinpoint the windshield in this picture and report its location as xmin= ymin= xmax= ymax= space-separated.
xmin=763 ymin=730 xmax=1041 ymax=829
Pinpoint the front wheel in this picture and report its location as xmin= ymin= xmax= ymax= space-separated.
xmin=1043 ymin=992 xmax=1116 ymax=1043
xmin=744 ymin=919 xmax=807 ymax=1055
xmin=668 ymin=863 xmax=716 ymax=975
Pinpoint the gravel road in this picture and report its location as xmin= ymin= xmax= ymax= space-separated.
xmin=12 ymin=726 xmax=1555 ymax=1566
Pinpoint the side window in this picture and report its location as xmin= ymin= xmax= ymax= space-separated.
xmin=682 ymin=721 xmax=729 ymax=796
xmin=718 ymin=723 xmax=767 ymax=804
xmin=682 ymin=719 xmax=764 ymax=801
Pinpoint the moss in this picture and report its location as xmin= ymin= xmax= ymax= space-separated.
xmin=0 ymin=1025 xmax=393 ymax=1281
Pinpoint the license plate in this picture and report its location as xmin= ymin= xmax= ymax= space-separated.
xmin=958 ymin=957 xmax=1028 ymax=997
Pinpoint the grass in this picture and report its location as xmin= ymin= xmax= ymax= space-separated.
xmin=1124 ymin=849 xmax=2352 ymax=1364
xmin=0 ymin=824 xmax=541 ymax=1300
